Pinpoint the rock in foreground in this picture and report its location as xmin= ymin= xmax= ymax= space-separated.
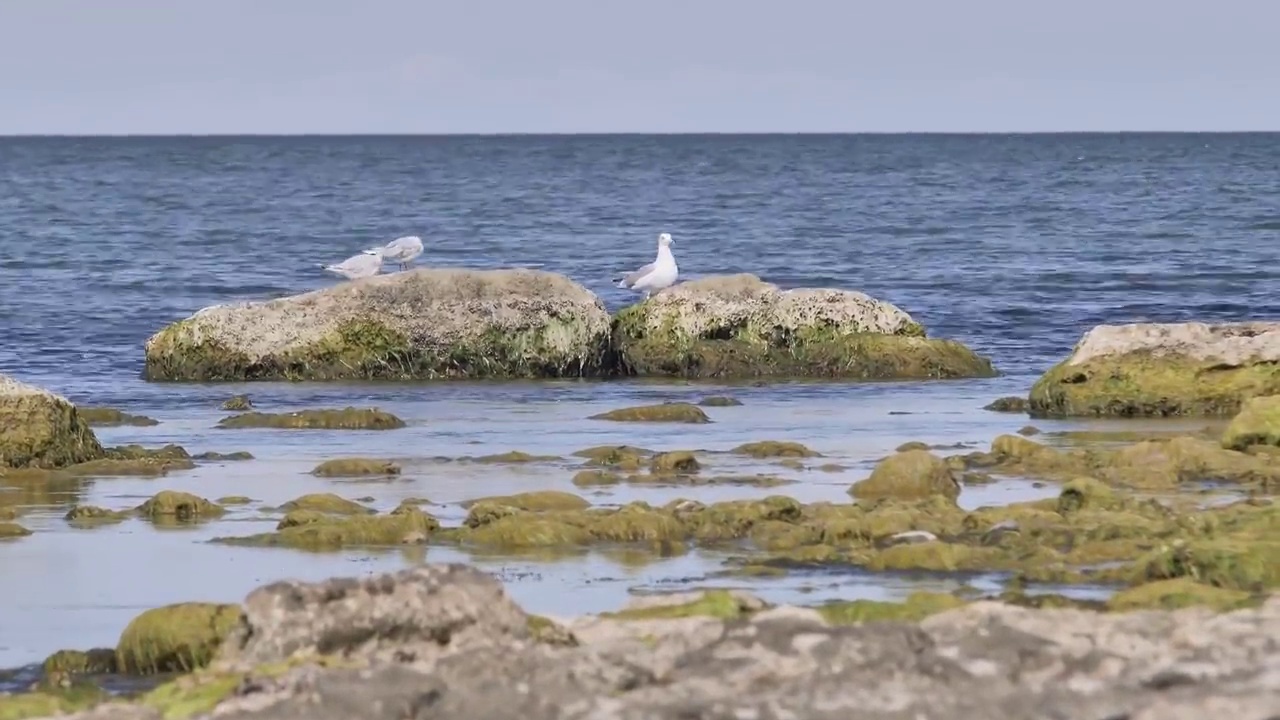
xmin=143 ymin=268 xmax=613 ymax=381
xmin=1029 ymin=321 xmax=1280 ymax=417
xmin=0 ymin=373 xmax=104 ymax=469
xmin=24 ymin=563 xmax=1280 ymax=720
xmin=611 ymin=274 xmax=995 ymax=379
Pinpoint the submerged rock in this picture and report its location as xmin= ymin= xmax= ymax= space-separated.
xmin=76 ymin=407 xmax=159 ymax=427
xmin=1029 ymin=321 xmax=1280 ymax=417
xmin=276 ymin=493 xmax=374 ymax=515
xmin=28 ymin=563 xmax=1280 ymax=720
xmin=0 ymin=521 xmax=32 ymax=538
xmin=142 ymin=268 xmax=613 ymax=381
xmin=1220 ymin=394 xmax=1280 ymax=451
xmin=135 ymin=491 xmax=225 ymax=523
xmin=220 ymin=394 xmax=253 ymax=411
xmin=610 ymin=274 xmax=995 ymax=379
xmin=0 ymin=373 xmax=105 ymax=470
xmin=983 ymin=396 xmax=1029 ymax=413
xmin=310 ymin=458 xmax=402 ymax=477
xmin=216 ymin=407 xmax=405 ymax=430
xmin=194 ymin=450 xmax=254 ymax=461
xmin=731 ymin=440 xmax=819 ymax=458
xmin=697 ymin=395 xmax=743 ymax=407
xmin=589 ymin=402 xmax=710 ymax=423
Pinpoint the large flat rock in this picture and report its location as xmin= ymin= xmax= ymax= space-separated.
xmin=611 ymin=274 xmax=996 ymax=379
xmin=1029 ymin=321 xmax=1280 ymax=417
xmin=142 ymin=268 xmax=614 ymax=381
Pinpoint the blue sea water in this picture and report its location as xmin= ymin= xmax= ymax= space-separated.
xmin=1 ymin=133 xmax=1278 ymax=668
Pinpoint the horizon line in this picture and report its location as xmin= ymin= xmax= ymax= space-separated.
xmin=2 ymin=129 xmax=1279 ymax=139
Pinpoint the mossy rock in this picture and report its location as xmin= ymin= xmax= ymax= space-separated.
xmin=104 ymin=443 xmax=191 ymax=461
xmin=142 ymin=268 xmax=614 ymax=381
xmin=65 ymin=505 xmax=131 ymax=527
xmin=77 ymin=407 xmax=160 ymax=427
xmin=1220 ymin=395 xmax=1280 ymax=451
xmin=649 ymin=451 xmax=700 ymax=474
xmin=609 ymin=274 xmax=994 ymax=380
xmin=983 ymin=396 xmax=1029 ymax=413
xmin=1125 ymin=538 xmax=1280 ymax=591
xmin=468 ymin=451 xmax=560 ymax=463
xmin=601 ymin=589 xmax=763 ymax=621
xmin=1028 ymin=322 xmax=1280 ymax=417
xmin=216 ymin=495 xmax=253 ymax=505
xmin=214 ymin=508 xmax=439 ymax=551
xmin=115 ymin=602 xmax=243 ymax=675
xmin=217 ymin=407 xmax=406 ymax=430
xmin=0 ymin=374 xmax=105 ymax=470
xmin=849 ymin=450 xmax=961 ymax=504
xmin=462 ymin=491 xmax=591 ymax=525
xmin=1105 ymin=578 xmax=1256 ymax=612
xmin=0 ymin=522 xmax=32 ymax=538
xmin=194 ymin=451 xmax=255 ymax=461
xmin=815 ymin=591 xmax=967 ymax=624
xmin=589 ymin=403 xmax=710 ymax=423
xmin=310 ymin=458 xmax=402 ymax=477
xmin=42 ymin=648 xmax=118 ymax=675
xmin=572 ymin=469 xmax=623 ymax=486
xmin=574 ymin=445 xmax=649 ymax=470
xmin=277 ymin=493 xmax=374 ymax=515
xmin=698 ymin=395 xmax=743 ymax=407
xmin=220 ymin=394 xmax=253 ymax=411
xmin=732 ymin=441 xmax=819 ymax=458
xmin=135 ymin=491 xmax=225 ymax=522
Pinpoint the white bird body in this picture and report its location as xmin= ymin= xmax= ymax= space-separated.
xmin=616 ymin=232 xmax=679 ymax=299
xmin=365 ymin=235 xmax=424 ymax=271
xmin=321 ymin=248 xmax=384 ymax=280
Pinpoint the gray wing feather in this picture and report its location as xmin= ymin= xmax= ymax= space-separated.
xmin=618 ymin=262 xmax=655 ymax=288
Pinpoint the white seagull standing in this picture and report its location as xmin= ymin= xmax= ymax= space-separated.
xmin=320 ymin=247 xmax=385 ymax=280
xmin=615 ymin=232 xmax=679 ymax=299
xmin=365 ymin=235 xmax=424 ymax=271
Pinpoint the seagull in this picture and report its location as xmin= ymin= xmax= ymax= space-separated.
xmin=615 ymin=232 xmax=679 ymax=299
xmin=320 ymin=247 xmax=385 ymax=280
xmin=365 ymin=235 xmax=424 ymax=271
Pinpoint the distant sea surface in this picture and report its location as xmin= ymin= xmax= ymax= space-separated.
xmin=1 ymin=133 xmax=1279 ymax=668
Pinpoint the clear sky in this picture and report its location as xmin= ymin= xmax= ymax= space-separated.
xmin=1 ymin=0 xmax=1276 ymax=134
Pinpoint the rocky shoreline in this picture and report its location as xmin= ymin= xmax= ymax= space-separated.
xmin=3 ymin=563 xmax=1277 ymax=719
xmin=140 ymin=271 xmax=997 ymax=382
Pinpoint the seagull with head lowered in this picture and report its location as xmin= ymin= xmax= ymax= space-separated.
xmin=615 ymin=232 xmax=679 ymax=300
xmin=364 ymin=235 xmax=424 ymax=271
xmin=320 ymin=247 xmax=385 ymax=280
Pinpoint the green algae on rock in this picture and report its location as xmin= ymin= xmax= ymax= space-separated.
xmin=214 ymin=507 xmax=440 ymax=551
xmin=609 ymin=274 xmax=996 ymax=380
xmin=115 ymin=602 xmax=243 ymax=675
xmin=1028 ymin=321 xmax=1280 ymax=417
xmin=698 ymin=395 xmax=743 ymax=407
xmin=136 ymin=491 xmax=226 ymax=523
xmin=589 ymin=402 xmax=710 ymax=423
xmin=1221 ymin=395 xmax=1280 ymax=451
xmin=42 ymin=648 xmax=118 ymax=675
xmin=64 ymin=505 xmax=130 ymax=527
xmin=574 ymin=445 xmax=650 ymax=470
xmin=649 ymin=450 xmax=700 ymax=474
xmin=310 ymin=457 xmax=402 ymax=477
xmin=849 ymin=449 xmax=960 ymax=503
xmin=983 ymin=396 xmax=1029 ymax=413
xmin=0 ymin=373 xmax=105 ymax=470
xmin=194 ymin=450 xmax=254 ymax=461
xmin=815 ymin=591 xmax=967 ymax=624
xmin=731 ymin=440 xmax=820 ymax=458
xmin=77 ymin=407 xmax=160 ymax=427
xmin=1105 ymin=577 xmax=1257 ymax=612
xmin=217 ymin=407 xmax=406 ymax=430
xmin=467 ymin=450 xmax=561 ymax=463
xmin=277 ymin=493 xmax=374 ymax=515
xmin=601 ymin=589 xmax=765 ymax=621
xmin=142 ymin=267 xmax=614 ymax=381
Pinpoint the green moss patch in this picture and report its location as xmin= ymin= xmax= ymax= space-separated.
xmin=115 ymin=603 xmax=243 ymax=675
xmin=216 ymin=407 xmax=405 ymax=430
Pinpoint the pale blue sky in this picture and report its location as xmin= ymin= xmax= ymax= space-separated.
xmin=0 ymin=0 xmax=1275 ymax=134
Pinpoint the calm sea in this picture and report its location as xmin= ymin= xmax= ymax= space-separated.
xmin=0 ymin=133 xmax=1278 ymax=669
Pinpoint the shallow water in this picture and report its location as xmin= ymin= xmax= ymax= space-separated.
xmin=3 ymin=133 xmax=1279 ymax=667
